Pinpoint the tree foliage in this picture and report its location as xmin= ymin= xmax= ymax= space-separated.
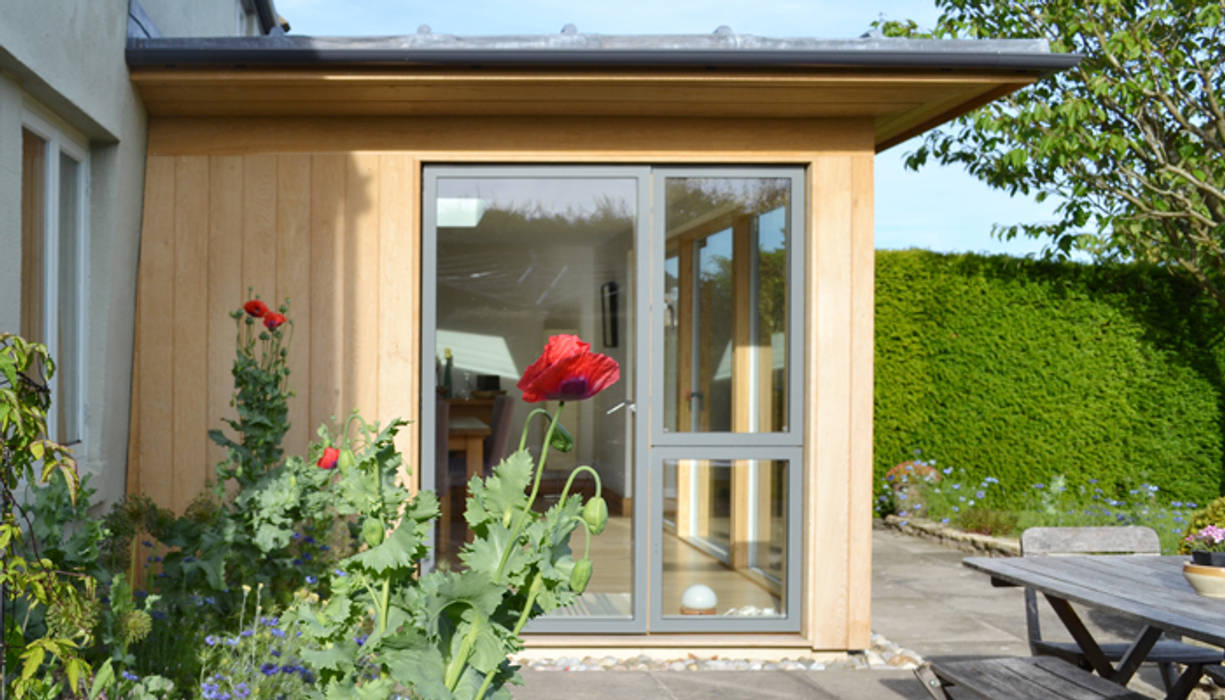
xmin=879 ymin=0 xmax=1225 ymax=306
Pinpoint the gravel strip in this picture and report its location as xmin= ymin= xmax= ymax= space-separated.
xmin=514 ymin=633 xmax=923 ymax=672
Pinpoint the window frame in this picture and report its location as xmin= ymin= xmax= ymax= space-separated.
xmin=21 ymin=101 xmax=90 ymax=447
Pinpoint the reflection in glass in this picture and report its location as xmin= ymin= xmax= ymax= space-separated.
xmin=57 ymin=153 xmax=81 ymax=443
xmin=432 ymin=176 xmax=636 ymax=619
xmin=663 ymin=178 xmax=790 ymax=433
xmin=662 ymin=458 xmax=787 ymax=617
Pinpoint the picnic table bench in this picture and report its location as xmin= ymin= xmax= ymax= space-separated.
xmin=916 ymin=656 xmax=1150 ymax=699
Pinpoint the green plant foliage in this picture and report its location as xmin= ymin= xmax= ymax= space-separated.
xmin=0 ymin=333 xmax=97 ymax=696
xmin=1178 ymin=496 xmax=1225 ymax=553
xmin=876 ymin=250 xmax=1225 ymax=507
xmin=286 ymin=404 xmax=603 ymax=700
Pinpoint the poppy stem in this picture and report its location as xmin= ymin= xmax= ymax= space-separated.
xmin=558 ymin=465 xmax=603 ymax=505
xmin=494 ymin=403 xmax=563 ymax=581
xmin=517 ymin=408 xmax=555 ymax=452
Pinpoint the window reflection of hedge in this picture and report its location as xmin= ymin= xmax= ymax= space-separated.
xmin=876 ymin=250 xmax=1225 ymax=507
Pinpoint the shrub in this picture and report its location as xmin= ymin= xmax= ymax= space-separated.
xmin=876 ymin=250 xmax=1225 ymax=508
xmin=1179 ymin=496 xmax=1225 ymax=553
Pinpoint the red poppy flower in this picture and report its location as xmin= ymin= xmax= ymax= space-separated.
xmin=517 ymin=334 xmax=620 ymax=403
xmin=243 ymin=299 xmax=269 ymax=318
xmin=263 ymin=312 xmax=286 ymax=330
xmin=317 ymin=447 xmax=339 ymax=470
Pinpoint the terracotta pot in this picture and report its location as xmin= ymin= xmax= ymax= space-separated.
xmin=1183 ymin=561 xmax=1225 ymax=597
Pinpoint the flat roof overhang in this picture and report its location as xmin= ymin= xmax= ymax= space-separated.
xmin=126 ymin=34 xmax=1080 ymax=151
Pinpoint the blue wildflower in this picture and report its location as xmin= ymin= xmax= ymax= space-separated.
xmin=234 ymin=683 xmax=250 ymax=699
xmin=122 ymin=671 xmax=139 ymax=682
xmin=355 ymin=634 xmax=369 ymax=646
xmin=1033 ymin=483 xmax=1045 ymax=489
xmin=975 ymin=490 xmax=985 ymax=499
xmin=261 ymin=663 xmax=278 ymax=676
xmin=241 ymin=629 xmax=254 ymax=637
xmin=942 ymin=467 xmax=953 ymax=475
xmin=271 ymin=628 xmax=287 ymax=638
xmin=952 ymin=506 xmax=960 ymax=513
xmin=205 ymin=635 xmax=219 ymax=646
xmin=306 ymin=575 xmax=318 ymax=584
xmin=940 ymin=518 xmax=950 ymax=524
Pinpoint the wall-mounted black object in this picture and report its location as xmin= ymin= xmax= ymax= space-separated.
xmin=601 ymin=281 xmax=619 ymax=348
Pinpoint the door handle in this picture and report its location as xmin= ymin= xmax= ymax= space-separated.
xmin=606 ymin=400 xmax=637 ymax=415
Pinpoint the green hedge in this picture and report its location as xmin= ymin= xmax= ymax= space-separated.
xmin=875 ymin=250 xmax=1225 ymax=507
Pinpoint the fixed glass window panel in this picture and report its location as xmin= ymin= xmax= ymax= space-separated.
xmin=663 ymin=178 xmax=791 ymax=434
xmin=661 ymin=458 xmax=788 ymax=618
xmin=58 ymin=153 xmax=82 ymax=443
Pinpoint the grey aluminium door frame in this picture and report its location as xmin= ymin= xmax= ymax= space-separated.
xmin=421 ymin=165 xmax=651 ymax=634
xmin=647 ymin=167 xmax=805 ymax=633
xmin=421 ymin=165 xmax=806 ymax=635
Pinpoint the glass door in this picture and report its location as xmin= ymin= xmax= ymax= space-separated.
xmin=422 ymin=166 xmax=649 ymax=633
xmin=422 ymin=166 xmax=804 ymax=635
xmin=650 ymin=170 xmax=804 ymax=632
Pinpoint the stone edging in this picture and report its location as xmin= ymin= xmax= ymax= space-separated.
xmin=880 ymin=515 xmax=1020 ymax=557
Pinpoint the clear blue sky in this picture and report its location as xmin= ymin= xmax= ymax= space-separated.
xmin=276 ymin=0 xmax=1059 ymax=257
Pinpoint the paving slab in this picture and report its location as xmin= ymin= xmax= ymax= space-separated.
xmin=514 ymin=670 xmax=930 ymax=699
xmin=511 ymin=525 xmax=1171 ymax=699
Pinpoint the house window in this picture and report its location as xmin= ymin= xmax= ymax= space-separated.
xmin=20 ymin=111 xmax=88 ymax=445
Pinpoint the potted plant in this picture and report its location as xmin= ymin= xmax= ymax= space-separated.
xmin=1185 ymin=525 xmax=1225 ymax=566
xmin=1182 ymin=525 xmax=1225 ymax=597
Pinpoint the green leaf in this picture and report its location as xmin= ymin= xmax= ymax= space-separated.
xmin=345 ymin=517 xmax=424 ymax=574
xmin=465 ymin=451 xmax=534 ymax=530
xmin=301 ymin=640 xmax=360 ymax=673
xmin=88 ymin=659 xmax=114 ymax=699
xmin=383 ymin=632 xmax=453 ymax=700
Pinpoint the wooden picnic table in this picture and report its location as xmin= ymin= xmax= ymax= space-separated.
xmin=963 ymin=554 xmax=1225 ymax=699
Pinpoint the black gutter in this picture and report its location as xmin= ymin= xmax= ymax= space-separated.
xmin=126 ymin=39 xmax=1081 ymax=75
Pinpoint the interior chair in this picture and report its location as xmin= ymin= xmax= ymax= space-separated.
xmin=1020 ymin=526 xmax=1223 ymax=690
xmin=483 ymin=394 xmax=514 ymax=474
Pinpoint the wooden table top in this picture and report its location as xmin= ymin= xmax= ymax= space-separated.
xmin=448 ymin=416 xmax=491 ymax=436
xmin=964 ymin=554 xmax=1225 ymax=648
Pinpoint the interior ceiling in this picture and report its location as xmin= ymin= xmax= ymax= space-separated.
xmin=437 ymin=215 xmax=632 ymax=313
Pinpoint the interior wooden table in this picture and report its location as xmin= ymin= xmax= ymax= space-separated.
xmin=447 ymin=416 xmax=491 ymax=485
xmin=963 ymin=554 xmax=1225 ymax=700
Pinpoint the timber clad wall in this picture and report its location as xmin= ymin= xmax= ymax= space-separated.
xmin=129 ymin=116 xmax=872 ymax=650
xmin=129 ymin=153 xmax=420 ymax=510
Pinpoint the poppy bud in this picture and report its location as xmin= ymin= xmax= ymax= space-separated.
xmin=582 ymin=497 xmax=608 ymax=535
xmin=361 ymin=518 xmax=385 ymax=547
xmin=549 ymin=423 xmax=574 ymax=453
xmin=317 ymin=447 xmax=339 ymax=470
xmin=570 ymin=559 xmax=592 ymax=593
xmin=338 ymin=448 xmax=356 ymax=472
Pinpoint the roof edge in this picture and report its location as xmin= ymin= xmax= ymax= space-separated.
xmin=125 ymin=34 xmax=1081 ymax=75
